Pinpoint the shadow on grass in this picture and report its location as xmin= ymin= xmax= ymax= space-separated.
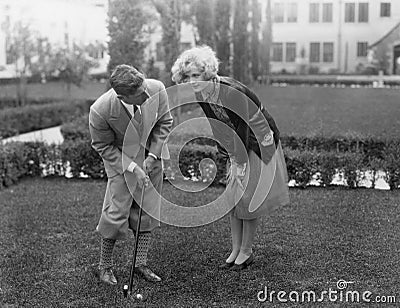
xmin=0 ymin=177 xmax=400 ymax=307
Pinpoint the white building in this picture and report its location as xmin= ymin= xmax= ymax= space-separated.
xmin=266 ymin=0 xmax=400 ymax=74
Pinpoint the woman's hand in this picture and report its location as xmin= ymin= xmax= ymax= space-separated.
xmin=143 ymin=155 xmax=156 ymax=174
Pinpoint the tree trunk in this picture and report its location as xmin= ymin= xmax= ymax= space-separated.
xmin=233 ymin=0 xmax=250 ymax=84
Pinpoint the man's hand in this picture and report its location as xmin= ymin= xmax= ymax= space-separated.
xmin=143 ymin=155 xmax=156 ymax=175
xmin=133 ymin=165 xmax=149 ymax=188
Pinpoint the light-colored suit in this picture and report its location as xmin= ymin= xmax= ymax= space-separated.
xmin=89 ymin=79 xmax=173 ymax=239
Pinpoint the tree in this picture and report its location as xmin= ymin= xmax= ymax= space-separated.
xmin=194 ymin=0 xmax=215 ymax=47
xmin=152 ymin=0 xmax=183 ymax=125
xmin=214 ymin=0 xmax=231 ymax=76
xmin=51 ymin=45 xmax=97 ymax=99
xmin=260 ymin=0 xmax=272 ymax=83
xmin=250 ymin=0 xmax=261 ymax=81
xmin=6 ymin=21 xmax=37 ymax=106
xmin=232 ymin=0 xmax=250 ymax=83
xmin=152 ymin=0 xmax=182 ymax=87
xmin=107 ymin=0 xmax=153 ymax=71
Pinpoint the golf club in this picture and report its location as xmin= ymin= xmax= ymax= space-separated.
xmin=123 ymin=181 xmax=146 ymax=299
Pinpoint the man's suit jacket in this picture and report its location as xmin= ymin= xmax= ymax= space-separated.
xmin=89 ymin=78 xmax=173 ymax=179
xmin=89 ymin=79 xmax=173 ymax=237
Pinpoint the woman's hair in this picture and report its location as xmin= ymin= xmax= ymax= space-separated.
xmin=171 ymin=45 xmax=219 ymax=84
xmin=110 ymin=64 xmax=145 ymax=96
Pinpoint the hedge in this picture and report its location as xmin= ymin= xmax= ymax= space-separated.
xmin=0 ymin=97 xmax=66 ymax=110
xmin=0 ymin=100 xmax=92 ymax=139
xmin=61 ymin=114 xmax=394 ymax=162
xmin=1 ymin=138 xmax=399 ymax=191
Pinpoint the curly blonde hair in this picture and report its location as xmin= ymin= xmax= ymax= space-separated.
xmin=171 ymin=45 xmax=219 ymax=84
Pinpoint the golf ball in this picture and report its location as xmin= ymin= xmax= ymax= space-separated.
xmin=136 ymin=294 xmax=143 ymax=300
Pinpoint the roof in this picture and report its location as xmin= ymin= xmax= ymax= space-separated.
xmin=370 ymin=21 xmax=400 ymax=48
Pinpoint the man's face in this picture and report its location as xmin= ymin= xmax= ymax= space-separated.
xmin=118 ymin=82 xmax=149 ymax=106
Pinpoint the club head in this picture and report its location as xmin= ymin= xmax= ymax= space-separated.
xmin=123 ymin=284 xmax=128 ymax=298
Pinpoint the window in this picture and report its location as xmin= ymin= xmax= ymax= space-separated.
xmin=287 ymin=3 xmax=297 ymax=22
xmin=310 ymin=42 xmax=320 ymax=63
xmin=274 ymin=3 xmax=284 ymax=23
xmin=323 ymin=43 xmax=334 ymax=62
xmin=358 ymin=3 xmax=369 ymax=22
xmin=286 ymin=43 xmax=296 ymax=62
xmin=345 ymin=3 xmax=355 ymax=22
xmin=309 ymin=3 xmax=320 ymax=22
xmin=322 ymin=3 xmax=333 ymax=22
xmin=380 ymin=3 xmax=391 ymax=17
xmin=357 ymin=42 xmax=368 ymax=57
xmin=272 ymin=43 xmax=283 ymax=62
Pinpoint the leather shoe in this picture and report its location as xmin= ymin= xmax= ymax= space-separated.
xmin=99 ymin=268 xmax=117 ymax=285
xmin=230 ymin=254 xmax=255 ymax=271
xmin=134 ymin=266 xmax=161 ymax=282
xmin=219 ymin=261 xmax=235 ymax=269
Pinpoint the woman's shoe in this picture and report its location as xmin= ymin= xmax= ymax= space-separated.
xmin=219 ymin=260 xmax=235 ymax=269
xmin=230 ymin=254 xmax=255 ymax=271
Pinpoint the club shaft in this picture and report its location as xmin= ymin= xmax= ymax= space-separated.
xmin=128 ymin=185 xmax=146 ymax=293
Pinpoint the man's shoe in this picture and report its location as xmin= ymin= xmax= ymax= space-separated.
xmin=99 ymin=268 xmax=117 ymax=285
xmin=230 ymin=254 xmax=255 ymax=271
xmin=134 ymin=266 xmax=162 ymax=283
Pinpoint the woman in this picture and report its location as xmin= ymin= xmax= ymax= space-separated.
xmin=171 ymin=46 xmax=290 ymax=270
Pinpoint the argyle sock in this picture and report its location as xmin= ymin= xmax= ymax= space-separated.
xmin=135 ymin=232 xmax=151 ymax=267
xmin=99 ymin=238 xmax=116 ymax=270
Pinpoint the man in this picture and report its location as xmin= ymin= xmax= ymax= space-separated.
xmin=89 ymin=64 xmax=173 ymax=285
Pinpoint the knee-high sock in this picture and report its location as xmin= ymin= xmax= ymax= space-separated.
xmin=135 ymin=232 xmax=151 ymax=267
xmin=226 ymin=211 xmax=243 ymax=263
xmin=235 ymin=218 xmax=259 ymax=264
xmin=99 ymin=238 xmax=116 ymax=270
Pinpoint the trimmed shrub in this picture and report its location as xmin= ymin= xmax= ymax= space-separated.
xmin=0 ymin=97 xmax=64 ymax=110
xmin=60 ymin=114 xmax=90 ymax=141
xmin=0 ymin=100 xmax=92 ymax=139
xmin=382 ymin=140 xmax=400 ymax=190
xmin=284 ymin=149 xmax=318 ymax=188
xmin=315 ymin=151 xmax=340 ymax=187
xmin=0 ymin=141 xmax=60 ymax=189
xmin=338 ymin=152 xmax=366 ymax=188
xmin=60 ymin=139 xmax=105 ymax=179
xmin=168 ymin=143 xmax=227 ymax=185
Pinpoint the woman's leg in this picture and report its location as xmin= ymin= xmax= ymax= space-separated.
xmin=226 ymin=211 xmax=243 ymax=263
xmin=235 ymin=218 xmax=259 ymax=264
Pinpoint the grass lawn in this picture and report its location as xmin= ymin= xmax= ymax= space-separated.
xmin=172 ymin=85 xmax=400 ymax=140
xmin=1 ymin=82 xmax=400 ymax=139
xmin=1 ymin=178 xmax=400 ymax=307
xmin=253 ymin=85 xmax=400 ymax=138
xmin=0 ymin=81 xmax=107 ymax=101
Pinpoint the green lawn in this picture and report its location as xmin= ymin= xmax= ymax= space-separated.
xmin=0 ymin=81 xmax=106 ymax=101
xmin=1 ymin=178 xmax=400 ymax=307
xmin=253 ymin=85 xmax=400 ymax=138
xmin=1 ymin=82 xmax=400 ymax=139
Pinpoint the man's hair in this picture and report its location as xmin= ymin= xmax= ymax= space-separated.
xmin=109 ymin=64 xmax=145 ymax=96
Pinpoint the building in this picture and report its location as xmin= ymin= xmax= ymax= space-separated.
xmin=0 ymin=0 xmax=109 ymax=77
xmin=266 ymin=0 xmax=400 ymax=74
xmin=146 ymin=21 xmax=196 ymax=71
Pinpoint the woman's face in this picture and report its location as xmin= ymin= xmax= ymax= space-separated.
xmin=184 ymin=68 xmax=210 ymax=92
